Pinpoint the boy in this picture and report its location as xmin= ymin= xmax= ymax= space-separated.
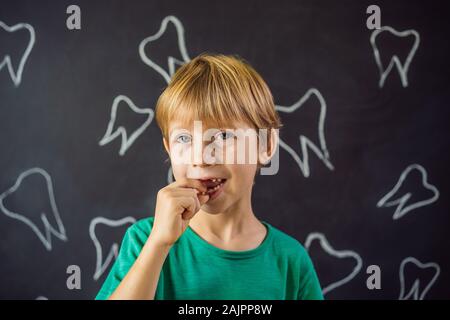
xmin=96 ymin=53 xmax=323 ymax=300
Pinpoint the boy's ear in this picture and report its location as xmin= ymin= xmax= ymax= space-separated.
xmin=258 ymin=128 xmax=279 ymax=165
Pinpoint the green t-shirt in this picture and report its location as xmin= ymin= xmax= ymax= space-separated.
xmin=95 ymin=217 xmax=324 ymax=300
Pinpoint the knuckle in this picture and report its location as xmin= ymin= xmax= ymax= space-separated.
xmin=157 ymin=188 xmax=166 ymax=198
xmin=158 ymin=188 xmax=172 ymax=199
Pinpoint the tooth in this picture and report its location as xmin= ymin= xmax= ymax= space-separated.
xmin=0 ymin=21 xmax=36 ymax=87
xmin=377 ymin=164 xmax=439 ymax=220
xmin=399 ymin=257 xmax=440 ymax=300
xmin=0 ymin=167 xmax=67 ymax=251
xmin=99 ymin=95 xmax=154 ymax=156
xmin=370 ymin=26 xmax=420 ymax=88
xmin=276 ymin=88 xmax=335 ymax=177
xmin=212 ymin=178 xmax=216 ymax=182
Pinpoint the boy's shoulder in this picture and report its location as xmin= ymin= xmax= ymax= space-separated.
xmin=125 ymin=216 xmax=155 ymax=240
xmin=126 ymin=217 xmax=309 ymax=260
xmin=130 ymin=218 xmax=305 ymax=244
xmin=265 ymin=221 xmax=310 ymax=259
xmin=132 ymin=216 xmax=155 ymax=230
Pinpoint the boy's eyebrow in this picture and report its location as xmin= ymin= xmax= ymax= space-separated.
xmin=170 ymin=124 xmax=187 ymax=130
xmin=169 ymin=126 xmax=190 ymax=135
xmin=169 ymin=121 xmax=243 ymax=135
xmin=169 ymin=128 xmax=187 ymax=136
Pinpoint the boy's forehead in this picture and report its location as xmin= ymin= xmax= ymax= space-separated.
xmin=169 ymin=119 xmax=251 ymax=133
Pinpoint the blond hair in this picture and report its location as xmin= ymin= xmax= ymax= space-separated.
xmin=155 ymin=53 xmax=282 ymax=170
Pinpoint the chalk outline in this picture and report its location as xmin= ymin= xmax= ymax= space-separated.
xmin=99 ymin=95 xmax=154 ymax=156
xmin=0 ymin=20 xmax=35 ymax=87
xmin=141 ymin=18 xmax=334 ymax=179
xmin=305 ymin=232 xmax=363 ymax=295
xmin=139 ymin=15 xmax=191 ymax=84
xmin=399 ymin=257 xmax=440 ymax=300
xmin=139 ymin=15 xmax=191 ymax=180
xmin=370 ymin=25 xmax=420 ymax=88
xmin=377 ymin=164 xmax=439 ymax=220
xmin=0 ymin=168 xmax=67 ymax=251
xmin=275 ymin=88 xmax=334 ymax=177
xmin=90 ymin=216 xmax=136 ymax=281
xmin=101 ymin=15 xmax=186 ymax=155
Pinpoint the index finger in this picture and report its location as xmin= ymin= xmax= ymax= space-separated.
xmin=170 ymin=177 xmax=208 ymax=193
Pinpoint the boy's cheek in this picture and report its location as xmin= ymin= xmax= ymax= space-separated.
xmin=229 ymin=165 xmax=257 ymax=185
xmin=169 ymin=146 xmax=191 ymax=165
xmin=170 ymin=164 xmax=187 ymax=181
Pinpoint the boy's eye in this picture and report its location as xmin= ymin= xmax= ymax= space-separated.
xmin=176 ymin=134 xmax=192 ymax=144
xmin=215 ymin=131 xmax=234 ymax=141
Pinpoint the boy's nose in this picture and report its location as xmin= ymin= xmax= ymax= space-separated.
xmin=192 ymin=139 xmax=216 ymax=166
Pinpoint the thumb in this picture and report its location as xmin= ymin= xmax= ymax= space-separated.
xmin=198 ymin=194 xmax=210 ymax=206
xmin=183 ymin=194 xmax=209 ymax=220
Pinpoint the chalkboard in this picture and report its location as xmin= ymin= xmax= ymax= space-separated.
xmin=1 ymin=0 xmax=449 ymax=300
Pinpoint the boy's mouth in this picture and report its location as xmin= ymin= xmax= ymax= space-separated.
xmin=198 ymin=178 xmax=227 ymax=195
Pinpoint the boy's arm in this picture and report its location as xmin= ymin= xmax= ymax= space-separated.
xmin=297 ymin=247 xmax=324 ymax=300
xmin=95 ymin=221 xmax=167 ymax=300
xmin=108 ymin=233 xmax=171 ymax=300
xmin=96 ymin=178 xmax=208 ymax=300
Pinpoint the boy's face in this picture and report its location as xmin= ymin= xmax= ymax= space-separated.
xmin=163 ymin=120 xmax=268 ymax=213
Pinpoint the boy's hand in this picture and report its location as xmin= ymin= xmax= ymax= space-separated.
xmin=150 ymin=178 xmax=209 ymax=247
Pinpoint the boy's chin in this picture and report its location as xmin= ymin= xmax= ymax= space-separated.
xmin=200 ymin=203 xmax=226 ymax=214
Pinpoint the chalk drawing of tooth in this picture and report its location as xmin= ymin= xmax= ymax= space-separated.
xmin=139 ymin=15 xmax=191 ymax=84
xmin=99 ymin=95 xmax=154 ymax=156
xmin=305 ymin=232 xmax=363 ymax=296
xmin=0 ymin=168 xmax=67 ymax=251
xmin=370 ymin=25 xmax=420 ymax=88
xmin=0 ymin=20 xmax=35 ymax=87
xmin=89 ymin=216 xmax=136 ymax=280
xmin=275 ymin=88 xmax=334 ymax=178
xmin=377 ymin=164 xmax=439 ymax=220
xmin=399 ymin=257 xmax=440 ymax=300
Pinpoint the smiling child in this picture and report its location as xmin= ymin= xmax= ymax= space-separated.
xmin=95 ymin=53 xmax=323 ymax=300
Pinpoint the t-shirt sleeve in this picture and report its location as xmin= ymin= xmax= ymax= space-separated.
xmin=297 ymin=246 xmax=324 ymax=300
xmin=94 ymin=220 xmax=150 ymax=300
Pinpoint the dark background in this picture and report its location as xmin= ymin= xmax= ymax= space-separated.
xmin=1 ymin=0 xmax=449 ymax=299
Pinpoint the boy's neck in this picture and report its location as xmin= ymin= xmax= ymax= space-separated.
xmin=189 ymin=199 xmax=264 ymax=244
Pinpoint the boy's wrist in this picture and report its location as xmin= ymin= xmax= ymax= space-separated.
xmin=147 ymin=233 xmax=174 ymax=251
